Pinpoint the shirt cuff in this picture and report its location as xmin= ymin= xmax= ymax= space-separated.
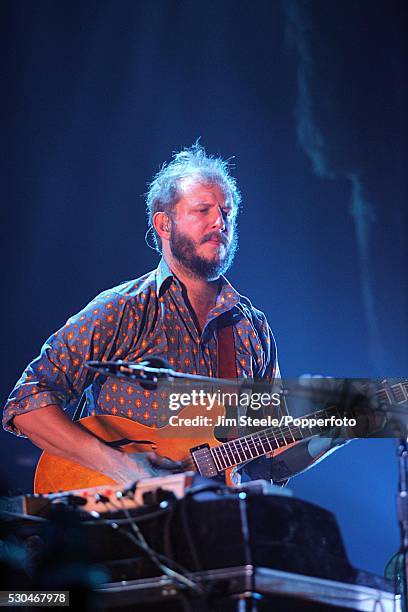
xmin=3 ymin=391 xmax=65 ymax=436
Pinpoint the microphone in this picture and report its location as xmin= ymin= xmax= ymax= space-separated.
xmin=134 ymin=356 xmax=171 ymax=390
xmin=85 ymin=356 xmax=171 ymax=390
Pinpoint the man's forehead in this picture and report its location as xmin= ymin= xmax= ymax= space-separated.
xmin=178 ymin=175 xmax=232 ymax=204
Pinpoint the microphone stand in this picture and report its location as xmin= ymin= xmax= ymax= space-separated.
xmin=85 ymin=358 xmax=242 ymax=389
xmin=396 ymin=436 xmax=408 ymax=611
xmin=85 ymin=361 xmax=370 ymax=406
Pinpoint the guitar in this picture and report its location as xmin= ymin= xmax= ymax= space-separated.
xmin=34 ymin=379 xmax=408 ymax=493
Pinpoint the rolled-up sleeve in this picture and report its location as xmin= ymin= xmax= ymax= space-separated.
xmin=3 ymin=291 xmax=136 ymax=436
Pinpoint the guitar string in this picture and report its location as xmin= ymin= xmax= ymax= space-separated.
xmin=210 ymin=381 xmax=408 ymax=469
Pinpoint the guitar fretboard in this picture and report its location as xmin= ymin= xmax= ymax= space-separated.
xmin=210 ymin=378 xmax=408 ymax=472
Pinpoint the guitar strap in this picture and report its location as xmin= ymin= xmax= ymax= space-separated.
xmin=216 ymin=321 xmax=242 ymax=446
xmin=217 ymin=323 xmax=238 ymax=379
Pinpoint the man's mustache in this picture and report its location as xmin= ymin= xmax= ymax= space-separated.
xmin=201 ymin=232 xmax=229 ymax=246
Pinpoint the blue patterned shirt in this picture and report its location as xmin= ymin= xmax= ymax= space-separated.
xmin=3 ymin=258 xmax=279 ymax=437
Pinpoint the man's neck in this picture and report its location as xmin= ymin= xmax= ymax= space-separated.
xmin=163 ymin=253 xmax=220 ymax=324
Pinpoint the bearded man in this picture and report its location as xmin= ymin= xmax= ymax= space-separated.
xmin=3 ymin=144 xmax=343 ymax=486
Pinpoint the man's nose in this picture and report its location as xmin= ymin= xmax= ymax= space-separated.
xmin=211 ymin=206 xmax=226 ymax=231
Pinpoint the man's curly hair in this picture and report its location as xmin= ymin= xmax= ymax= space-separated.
xmin=146 ymin=142 xmax=241 ymax=252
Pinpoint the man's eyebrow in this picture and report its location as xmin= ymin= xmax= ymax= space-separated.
xmin=191 ymin=201 xmax=233 ymax=208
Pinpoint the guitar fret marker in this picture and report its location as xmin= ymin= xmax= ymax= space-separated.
xmin=256 ymin=433 xmax=266 ymax=453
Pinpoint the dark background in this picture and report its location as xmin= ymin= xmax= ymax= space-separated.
xmin=2 ymin=0 xmax=407 ymax=576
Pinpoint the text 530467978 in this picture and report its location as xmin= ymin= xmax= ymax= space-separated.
xmin=0 ymin=592 xmax=69 ymax=607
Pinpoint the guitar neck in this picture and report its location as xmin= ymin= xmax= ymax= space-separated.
xmin=209 ymin=378 xmax=408 ymax=473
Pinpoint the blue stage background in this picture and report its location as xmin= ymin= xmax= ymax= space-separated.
xmin=2 ymin=0 xmax=407 ymax=576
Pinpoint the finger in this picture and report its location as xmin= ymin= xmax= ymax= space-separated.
xmin=146 ymin=452 xmax=183 ymax=470
xmin=180 ymin=457 xmax=195 ymax=470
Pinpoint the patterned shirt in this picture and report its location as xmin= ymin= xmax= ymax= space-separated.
xmin=3 ymin=258 xmax=279 ymax=437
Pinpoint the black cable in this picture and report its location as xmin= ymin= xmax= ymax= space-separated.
xmin=0 ymin=510 xmax=48 ymax=523
xmin=115 ymin=494 xmax=204 ymax=596
xmin=82 ymin=507 xmax=169 ymax=526
xmin=81 ymin=490 xmax=204 ymax=597
xmin=115 ymin=524 xmax=204 ymax=596
xmin=115 ymin=526 xmax=201 ymax=583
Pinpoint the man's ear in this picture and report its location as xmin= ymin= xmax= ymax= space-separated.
xmin=153 ymin=211 xmax=171 ymax=241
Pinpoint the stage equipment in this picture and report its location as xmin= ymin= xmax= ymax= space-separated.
xmin=0 ymin=476 xmax=399 ymax=611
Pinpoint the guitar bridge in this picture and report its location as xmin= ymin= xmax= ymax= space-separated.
xmin=190 ymin=444 xmax=219 ymax=478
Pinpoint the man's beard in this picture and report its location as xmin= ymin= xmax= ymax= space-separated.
xmin=169 ymin=224 xmax=238 ymax=280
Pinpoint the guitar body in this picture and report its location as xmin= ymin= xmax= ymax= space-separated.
xmin=34 ymin=403 xmax=230 ymax=493
xmin=34 ymin=377 xmax=407 ymax=494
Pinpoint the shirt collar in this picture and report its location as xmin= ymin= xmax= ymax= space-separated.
xmin=155 ymin=257 xmax=174 ymax=297
xmin=155 ymin=257 xmax=241 ymax=313
xmin=208 ymin=275 xmax=240 ymax=320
